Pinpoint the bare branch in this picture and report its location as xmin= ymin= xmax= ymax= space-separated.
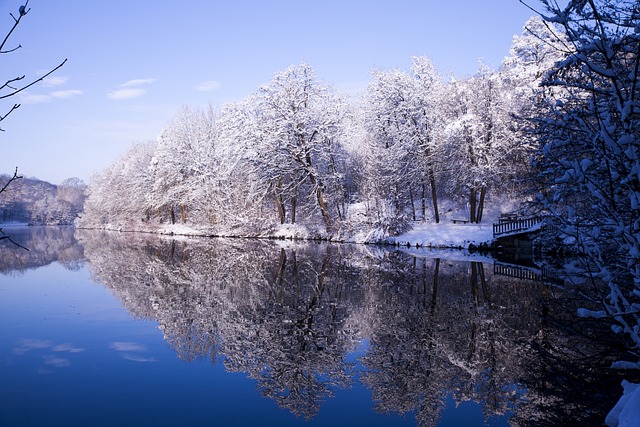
xmin=0 ymin=230 xmax=29 ymax=250
xmin=0 ymin=166 xmax=23 ymax=194
xmin=0 ymin=0 xmax=29 ymax=53
xmin=0 ymin=75 xmax=25 ymax=92
xmin=0 ymin=58 xmax=68 ymax=100
xmin=0 ymin=103 xmax=20 ymax=130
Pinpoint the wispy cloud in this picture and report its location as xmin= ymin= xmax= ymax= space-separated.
xmin=196 ymin=80 xmax=221 ymax=92
xmin=52 ymin=343 xmax=86 ymax=353
xmin=43 ymin=355 xmax=71 ymax=368
xmin=110 ymin=341 xmax=147 ymax=352
xmin=121 ymin=354 xmax=157 ymax=363
xmin=20 ymin=87 xmax=83 ymax=104
xmin=107 ymin=88 xmax=146 ymax=100
xmin=51 ymin=89 xmax=83 ymax=99
xmin=110 ymin=341 xmax=157 ymax=362
xmin=120 ymin=78 xmax=157 ymax=88
xmin=108 ymin=78 xmax=157 ymax=100
xmin=19 ymin=93 xmax=53 ymax=104
xmin=13 ymin=338 xmax=52 ymax=355
xmin=42 ymin=76 xmax=68 ymax=87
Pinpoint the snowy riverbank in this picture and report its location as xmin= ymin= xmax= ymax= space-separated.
xmin=387 ymin=220 xmax=494 ymax=249
xmin=150 ymin=219 xmax=496 ymax=249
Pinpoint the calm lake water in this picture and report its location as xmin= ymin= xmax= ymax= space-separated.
xmin=0 ymin=226 xmax=632 ymax=426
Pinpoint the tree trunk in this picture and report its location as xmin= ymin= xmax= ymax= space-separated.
xmin=428 ymin=168 xmax=440 ymax=223
xmin=168 ymin=206 xmax=175 ymax=225
xmin=469 ymin=187 xmax=477 ymax=223
xmin=291 ymin=195 xmax=297 ymax=224
xmin=421 ymin=181 xmax=426 ymax=222
xmin=476 ymin=186 xmax=486 ymax=223
xmin=431 ymin=258 xmax=440 ymax=313
xmin=180 ymin=204 xmax=186 ymax=224
xmin=309 ymin=174 xmax=330 ymax=227
xmin=275 ymin=195 xmax=286 ymax=224
xmin=274 ymin=248 xmax=287 ymax=288
xmin=409 ymin=187 xmax=416 ymax=221
xmin=394 ymin=182 xmax=400 ymax=217
xmin=316 ymin=187 xmax=331 ymax=226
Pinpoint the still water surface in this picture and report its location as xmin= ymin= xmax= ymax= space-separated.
xmin=0 ymin=227 xmax=629 ymax=426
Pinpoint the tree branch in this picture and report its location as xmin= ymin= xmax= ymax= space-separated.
xmin=0 ymin=230 xmax=29 ymax=250
xmin=0 ymin=0 xmax=29 ymax=53
xmin=0 ymin=166 xmax=22 ymax=194
xmin=0 ymin=58 xmax=68 ymax=101
xmin=0 ymin=103 xmax=20 ymax=130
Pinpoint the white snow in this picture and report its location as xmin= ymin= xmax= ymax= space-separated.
xmin=388 ymin=220 xmax=494 ymax=248
xmin=606 ymin=381 xmax=640 ymax=427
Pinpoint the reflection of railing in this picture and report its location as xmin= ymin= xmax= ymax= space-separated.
xmin=493 ymin=263 xmax=543 ymax=281
xmin=493 ymin=261 xmax=564 ymax=285
xmin=493 ymin=216 xmax=543 ymax=238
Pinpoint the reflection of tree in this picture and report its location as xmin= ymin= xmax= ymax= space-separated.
xmin=227 ymin=246 xmax=362 ymax=418
xmin=359 ymin=256 xmax=549 ymax=426
xmin=77 ymin=230 xmax=638 ymax=424
xmin=508 ymin=280 xmax=640 ymax=427
xmin=79 ymin=232 xmax=362 ymax=419
xmin=0 ymin=226 xmax=84 ymax=274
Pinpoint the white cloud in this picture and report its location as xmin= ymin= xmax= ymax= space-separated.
xmin=52 ymin=343 xmax=85 ymax=353
xmin=108 ymin=78 xmax=157 ymax=100
xmin=110 ymin=341 xmax=147 ymax=352
xmin=51 ymin=89 xmax=83 ymax=99
xmin=13 ymin=338 xmax=52 ymax=355
xmin=107 ymin=88 xmax=146 ymax=100
xmin=110 ymin=341 xmax=156 ymax=362
xmin=43 ymin=355 xmax=71 ymax=368
xmin=120 ymin=78 xmax=157 ymax=88
xmin=20 ymin=93 xmax=52 ymax=104
xmin=20 ymin=87 xmax=83 ymax=104
xmin=42 ymin=76 xmax=68 ymax=87
xmin=196 ymin=80 xmax=221 ymax=92
xmin=121 ymin=353 xmax=157 ymax=363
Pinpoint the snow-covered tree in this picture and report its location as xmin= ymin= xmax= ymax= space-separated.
xmin=443 ymin=65 xmax=518 ymax=223
xmin=363 ymin=57 xmax=445 ymax=226
xmin=80 ymin=141 xmax=156 ymax=227
xmin=502 ymin=16 xmax=572 ymax=205
xmin=150 ymin=106 xmax=217 ymax=224
xmin=244 ymin=64 xmax=348 ymax=229
xmin=528 ymin=0 xmax=640 ymax=352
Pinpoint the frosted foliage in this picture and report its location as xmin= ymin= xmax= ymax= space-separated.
xmin=362 ymin=56 xmax=446 ymax=227
xmin=80 ymin=49 xmax=557 ymax=238
xmin=243 ymin=63 xmax=349 ymax=229
xmin=530 ymin=0 xmax=640 ymax=353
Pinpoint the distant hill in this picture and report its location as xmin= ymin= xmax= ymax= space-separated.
xmin=0 ymin=174 xmax=86 ymax=225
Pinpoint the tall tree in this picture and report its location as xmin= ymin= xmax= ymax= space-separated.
xmin=150 ymin=106 xmax=217 ymax=224
xmin=364 ymin=57 xmax=445 ymax=224
xmin=247 ymin=64 xmax=347 ymax=229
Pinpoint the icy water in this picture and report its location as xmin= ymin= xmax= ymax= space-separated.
xmin=0 ymin=226 xmax=631 ymax=426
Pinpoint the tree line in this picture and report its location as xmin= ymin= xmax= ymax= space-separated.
xmin=80 ymin=16 xmax=564 ymax=238
xmin=0 ymin=174 xmax=85 ymax=225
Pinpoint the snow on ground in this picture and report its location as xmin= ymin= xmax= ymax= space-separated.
xmin=157 ymin=223 xmax=208 ymax=236
xmin=137 ymin=218 xmax=497 ymax=250
xmin=389 ymin=220 xmax=494 ymax=249
xmin=606 ymin=381 xmax=640 ymax=427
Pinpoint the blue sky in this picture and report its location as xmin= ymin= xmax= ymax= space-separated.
xmin=0 ymin=0 xmax=537 ymax=184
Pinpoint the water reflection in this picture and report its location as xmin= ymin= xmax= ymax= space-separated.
xmin=0 ymin=226 xmax=84 ymax=274
xmin=2 ymin=228 xmax=634 ymax=426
